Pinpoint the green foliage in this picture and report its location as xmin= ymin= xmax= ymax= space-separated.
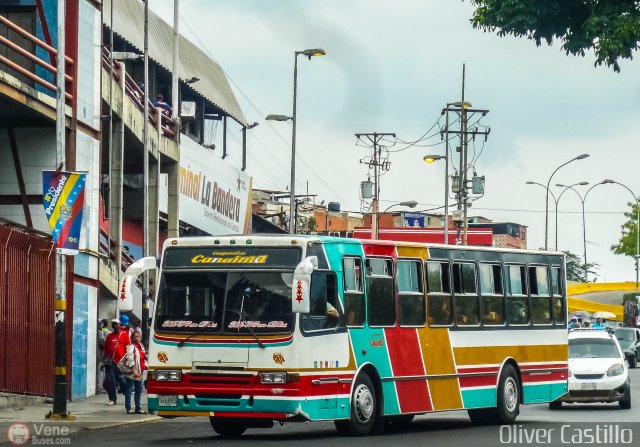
xmin=563 ymin=250 xmax=599 ymax=282
xmin=610 ymin=201 xmax=640 ymax=256
xmin=469 ymin=0 xmax=640 ymax=72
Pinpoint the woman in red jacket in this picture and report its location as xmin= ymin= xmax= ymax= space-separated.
xmin=123 ymin=329 xmax=147 ymax=414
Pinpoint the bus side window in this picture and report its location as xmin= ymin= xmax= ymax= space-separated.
xmin=343 ymin=257 xmax=365 ymax=327
xmin=302 ymin=271 xmax=342 ymax=333
xmin=506 ymin=265 xmax=529 ymax=325
xmin=366 ymin=258 xmax=395 ymax=327
xmin=551 ymin=266 xmax=565 ymax=325
xmin=426 ymin=261 xmax=452 ymax=326
xmin=397 ymin=260 xmax=425 ymax=327
xmin=453 ymin=262 xmax=479 ymax=326
xmin=480 ymin=263 xmax=504 ymax=325
xmin=530 ymin=266 xmax=552 ymax=324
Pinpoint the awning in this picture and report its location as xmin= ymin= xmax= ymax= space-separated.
xmin=103 ymin=0 xmax=247 ymax=126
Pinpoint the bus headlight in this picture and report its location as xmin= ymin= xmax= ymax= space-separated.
xmin=154 ymin=370 xmax=182 ymax=381
xmin=261 ymin=372 xmax=287 ymax=384
xmin=606 ymin=363 xmax=624 ymax=377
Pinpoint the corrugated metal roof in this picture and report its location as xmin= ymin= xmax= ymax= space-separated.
xmin=103 ymin=0 xmax=246 ymax=125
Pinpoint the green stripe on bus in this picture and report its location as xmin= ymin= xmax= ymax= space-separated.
xmin=461 ymin=388 xmax=497 ymax=408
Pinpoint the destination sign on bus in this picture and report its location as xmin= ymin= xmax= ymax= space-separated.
xmin=163 ymin=246 xmax=302 ymax=269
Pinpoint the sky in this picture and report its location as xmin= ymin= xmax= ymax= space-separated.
xmin=151 ymin=0 xmax=640 ymax=283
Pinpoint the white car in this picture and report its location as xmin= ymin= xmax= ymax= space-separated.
xmin=551 ymin=329 xmax=631 ymax=409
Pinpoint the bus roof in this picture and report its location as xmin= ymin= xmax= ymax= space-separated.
xmin=162 ymin=234 xmax=564 ymax=258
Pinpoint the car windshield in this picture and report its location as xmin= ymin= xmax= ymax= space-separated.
xmin=615 ymin=329 xmax=634 ymax=341
xmin=569 ymin=338 xmax=620 ymax=359
xmin=155 ymin=270 xmax=294 ymax=334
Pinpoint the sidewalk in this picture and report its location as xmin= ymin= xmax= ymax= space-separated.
xmin=0 ymin=391 xmax=159 ymax=442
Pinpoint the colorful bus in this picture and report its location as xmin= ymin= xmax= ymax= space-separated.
xmin=133 ymin=235 xmax=568 ymax=437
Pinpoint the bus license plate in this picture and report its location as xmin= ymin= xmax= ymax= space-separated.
xmin=159 ymin=395 xmax=178 ymax=407
xmin=580 ymin=382 xmax=597 ymax=390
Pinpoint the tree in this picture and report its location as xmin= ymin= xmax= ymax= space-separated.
xmin=610 ymin=201 xmax=639 ymax=257
xmin=563 ymin=250 xmax=599 ymax=282
xmin=469 ymin=0 xmax=640 ymax=72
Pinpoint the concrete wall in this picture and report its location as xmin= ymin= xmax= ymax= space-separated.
xmin=0 ymin=127 xmax=55 ymax=232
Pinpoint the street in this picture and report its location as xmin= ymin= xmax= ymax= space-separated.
xmin=51 ymin=369 xmax=640 ymax=446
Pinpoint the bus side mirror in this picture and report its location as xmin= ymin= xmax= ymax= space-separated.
xmin=118 ymin=256 xmax=158 ymax=312
xmin=291 ymin=256 xmax=318 ymax=314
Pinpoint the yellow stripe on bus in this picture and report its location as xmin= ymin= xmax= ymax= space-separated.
xmin=453 ymin=344 xmax=568 ymax=366
xmin=417 ymin=327 xmax=463 ymax=410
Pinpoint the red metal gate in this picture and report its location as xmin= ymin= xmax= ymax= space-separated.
xmin=0 ymin=218 xmax=69 ymax=396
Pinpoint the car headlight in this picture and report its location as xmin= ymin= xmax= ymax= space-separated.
xmin=606 ymin=363 xmax=624 ymax=377
xmin=154 ymin=370 xmax=182 ymax=381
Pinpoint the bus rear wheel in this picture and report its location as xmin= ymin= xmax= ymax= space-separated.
xmin=335 ymin=372 xmax=378 ymax=436
xmin=468 ymin=364 xmax=520 ymax=425
xmin=209 ymin=417 xmax=247 ymax=438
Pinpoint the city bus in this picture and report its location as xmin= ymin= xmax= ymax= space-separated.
xmin=130 ymin=235 xmax=568 ymax=437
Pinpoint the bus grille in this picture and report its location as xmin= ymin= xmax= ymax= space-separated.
xmin=194 ymin=394 xmax=242 ymax=407
xmin=188 ymin=373 xmax=255 ymax=386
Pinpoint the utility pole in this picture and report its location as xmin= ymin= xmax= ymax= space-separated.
xmin=47 ymin=0 xmax=73 ymax=421
xmin=142 ymin=0 xmax=150 ymax=346
xmin=440 ymin=65 xmax=490 ymax=245
xmin=356 ymin=132 xmax=395 ymax=239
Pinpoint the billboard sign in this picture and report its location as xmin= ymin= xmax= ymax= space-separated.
xmin=42 ymin=170 xmax=87 ymax=253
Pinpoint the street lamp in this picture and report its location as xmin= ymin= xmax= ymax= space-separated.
xmin=266 ymin=48 xmax=325 ymax=234
xmin=383 ymin=200 xmax=418 ymax=212
xmin=601 ymin=179 xmax=640 ymax=289
xmin=544 ymin=154 xmax=590 ymax=249
xmin=555 ymin=181 xmax=607 ymax=282
xmin=424 ymin=154 xmax=449 ymax=244
xmin=526 ymin=180 xmax=589 ymax=250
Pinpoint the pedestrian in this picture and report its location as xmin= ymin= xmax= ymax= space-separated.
xmin=96 ymin=319 xmax=109 ymax=394
xmin=123 ymin=328 xmax=147 ymax=414
xmin=103 ymin=315 xmax=131 ymax=405
xmin=152 ymin=93 xmax=172 ymax=116
xmin=568 ymin=316 xmax=581 ymax=330
xmin=592 ymin=317 xmax=606 ymax=329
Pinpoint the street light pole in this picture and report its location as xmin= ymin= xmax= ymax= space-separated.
xmin=290 ymin=53 xmax=298 ymax=234
xmin=559 ymin=181 xmax=607 ymax=282
xmin=602 ymin=180 xmax=640 ymax=289
xmin=424 ymin=154 xmax=447 ymax=243
xmin=544 ymin=154 xmax=590 ymax=250
xmin=268 ymin=49 xmax=325 ymax=234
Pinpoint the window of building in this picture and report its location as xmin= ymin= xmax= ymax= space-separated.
xmin=366 ymin=258 xmax=395 ymax=326
xmin=506 ymin=265 xmax=529 ymax=325
xmin=426 ymin=261 xmax=452 ymax=326
xmin=453 ymin=262 xmax=479 ymax=326
xmin=343 ymin=257 xmax=364 ymax=327
xmin=479 ymin=263 xmax=504 ymax=325
xmin=397 ymin=260 xmax=426 ymax=326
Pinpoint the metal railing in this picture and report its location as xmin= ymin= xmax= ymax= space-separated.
xmin=0 ymin=14 xmax=73 ymax=103
xmin=101 ymin=47 xmax=176 ymax=139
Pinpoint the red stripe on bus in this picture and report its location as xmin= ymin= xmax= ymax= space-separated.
xmin=384 ymin=328 xmax=433 ymax=413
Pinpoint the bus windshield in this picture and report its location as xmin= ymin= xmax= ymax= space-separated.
xmin=156 ymin=270 xmax=294 ymax=334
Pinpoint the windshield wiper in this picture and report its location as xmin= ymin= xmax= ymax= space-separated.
xmin=177 ymin=320 xmax=217 ymax=348
xmin=237 ymin=308 xmax=265 ymax=349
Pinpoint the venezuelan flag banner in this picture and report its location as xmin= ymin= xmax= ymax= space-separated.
xmin=42 ymin=170 xmax=87 ymax=253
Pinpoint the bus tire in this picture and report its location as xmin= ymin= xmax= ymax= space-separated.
xmin=468 ymin=364 xmax=520 ymax=425
xmin=496 ymin=364 xmax=520 ymax=424
xmin=548 ymin=400 xmax=562 ymax=410
xmin=336 ymin=372 xmax=378 ymax=436
xmin=209 ymin=417 xmax=247 ymax=438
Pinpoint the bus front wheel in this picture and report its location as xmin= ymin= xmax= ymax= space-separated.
xmin=209 ymin=417 xmax=247 ymax=438
xmin=335 ymin=372 xmax=378 ymax=436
